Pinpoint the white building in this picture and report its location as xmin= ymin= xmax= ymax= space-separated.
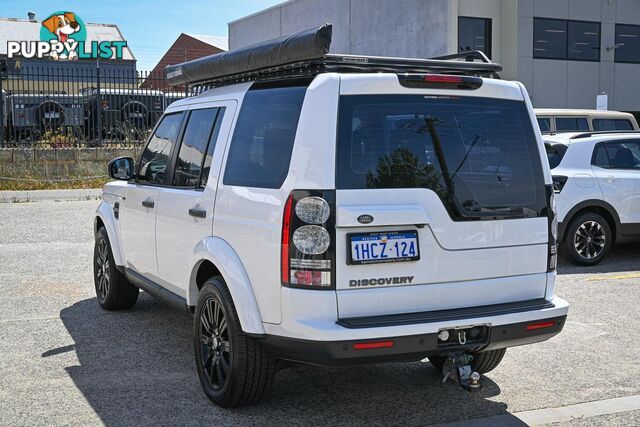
xmin=229 ymin=0 xmax=640 ymax=115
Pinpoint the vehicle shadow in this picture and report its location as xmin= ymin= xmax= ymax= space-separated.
xmin=51 ymin=295 xmax=527 ymax=426
xmin=558 ymin=241 xmax=640 ymax=275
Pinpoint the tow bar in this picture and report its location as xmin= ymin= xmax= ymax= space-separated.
xmin=441 ymin=352 xmax=481 ymax=391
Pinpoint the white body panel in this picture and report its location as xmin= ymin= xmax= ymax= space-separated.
xmin=119 ymin=185 xmax=160 ymax=279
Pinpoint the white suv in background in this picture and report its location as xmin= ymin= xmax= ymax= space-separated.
xmin=93 ymin=26 xmax=568 ymax=407
xmin=544 ymin=131 xmax=640 ymax=265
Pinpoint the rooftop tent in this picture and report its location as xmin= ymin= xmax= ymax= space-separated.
xmin=165 ymin=24 xmax=333 ymax=86
xmin=165 ymin=24 xmax=502 ymax=88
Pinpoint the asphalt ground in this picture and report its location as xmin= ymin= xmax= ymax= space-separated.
xmin=0 ymin=197 xmax=639 ymax=426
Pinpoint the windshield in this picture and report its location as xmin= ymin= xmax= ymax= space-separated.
xmin=336 ymin=95 xmax=548 ymax=220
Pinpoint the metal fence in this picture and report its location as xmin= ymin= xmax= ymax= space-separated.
xmin=0 ymin=64 xmax=191 ymax=147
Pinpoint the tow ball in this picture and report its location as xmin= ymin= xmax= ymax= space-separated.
xmin=441 ymin=352 xmax=481 ymax=391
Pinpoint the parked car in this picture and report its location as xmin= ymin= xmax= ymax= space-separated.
xmin=81 ymin=88 xmax=163 ymax=139
xmin=535 ymin=109 xmax=639 ymax=134
xmin=94 ymin=25 xmax=568 ymax=407
xmin=544 ymin=131 xmax=640 ymax=265
xmin=6 ymin=93 xmax=84 ymax=137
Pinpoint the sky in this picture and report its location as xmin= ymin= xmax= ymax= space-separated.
xmin=1 ymin=0 xmax=284 ymax=70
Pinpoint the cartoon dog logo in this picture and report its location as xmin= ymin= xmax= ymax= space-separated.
xmin=41 ymin=12 xmax=80 ymax=60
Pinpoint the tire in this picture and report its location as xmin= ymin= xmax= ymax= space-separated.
xmin=194 ymin=277 xmax=275 ymax=407
xmin=428 ymin=348 xmax=506 ymax=375
xmin=93 ymin=227 xmax=139 ymax=310
xmin=564 ymin=212 xmax=612 ymax=266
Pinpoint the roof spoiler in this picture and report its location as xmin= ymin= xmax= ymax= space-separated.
xmin=166 ymin=24 xmax=332 ymax=86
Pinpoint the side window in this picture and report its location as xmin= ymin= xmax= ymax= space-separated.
xmin=172 ymin=108 xmax=220 ymax=188
xmin=137 ymin=112 xmax=184 ymax=184
xmin=593 ymin=140 xmax=640 ymax=169
xmin=592 ymin=144 xmax=610 ymax=168
xmin=556 ymin=117 xmax=589 ymax=132
xmin=537 ymin=117 xmax=551 ymax=133
xmin=223 ymin=81 xmax=308 ymax=189
xmin=614 ymin=119 xmax=633 ymax=131
xmin=200 ymin=108 xmax=225 ymax=188
xmin=592 ymin=118 xmax=632 ymax=131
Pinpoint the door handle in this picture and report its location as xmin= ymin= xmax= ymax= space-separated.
xmin=141 ymin=199 xmax=155 ymax=209
xmin=188 ymin=208 xmax=207 ymax=218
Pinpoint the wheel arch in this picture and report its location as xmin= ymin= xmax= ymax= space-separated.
xmin=559 ymin=199 xmax=620 ymax=242
xmin=95 ymin=202 xmax=124 ymax=266
xmin=188 ymin=237 xmax=265 ymax=335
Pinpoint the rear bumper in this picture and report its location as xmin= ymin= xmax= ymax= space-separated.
xmin=259 ymin=314 xmax=566 ymax=366
xmin=259 ymin=294 xmax=569 ymax=365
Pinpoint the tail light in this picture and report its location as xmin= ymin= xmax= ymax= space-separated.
xmin=100 ymin=99 xmax=109 ymax=109
xmin=398 ymin=73 xmax=483 ymax=90
xmin=552 ymin=175 xmax=568 ymax=193
xmin=281 ymin=190 xmax=335 ymax=289
xmin=547 ymin=185 xmax=558 ymax=272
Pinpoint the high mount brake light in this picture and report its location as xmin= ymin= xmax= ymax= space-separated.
xmin=398 ymin=73 xmax=483 ymax=90
xmin=281 ymin=190 xmax=336 ymax=290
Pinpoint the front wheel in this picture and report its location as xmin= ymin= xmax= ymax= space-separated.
xmin=93 ymin=227 xmax=139 ymax=310
xmin=194 ymin=277 xmax=275 ymax=407
xmin=564 ymin=212 xmax=612 ymax=266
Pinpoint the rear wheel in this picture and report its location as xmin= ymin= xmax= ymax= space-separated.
xmin=93 ymin=227 xmax=139 ymax=310
xmin=428 ymin=348 xmax=506 ymax=375
xmin=194 ymin=277 xmax=275 ymax=407
xmin=564 ymin=212 xmax=612 ymax=266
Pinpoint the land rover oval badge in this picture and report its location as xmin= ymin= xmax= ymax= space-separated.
xmin=357 ymin=214 xmax=374 ymax=224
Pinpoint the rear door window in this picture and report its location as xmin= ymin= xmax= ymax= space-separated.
xmin=592 ymin=139 xmax=640 ymax=169
xmin=137 ymin=112 xmax=184 ymax=184
xmin=223 ymin=80 xmax=308 ymax=189
xmin=336 ymin=95 xmax=547 ymax=220
xmin=555 ymin=117 xmax=589 ymax=132
xmin=172 ymin=107 xmax=221 ymax=188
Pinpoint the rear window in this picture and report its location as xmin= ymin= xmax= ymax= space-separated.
xmin=555 ymin=117 xmax=589 ymax=132
xmin=593 ymin=118 xmax=633 ymax=131
xmin=336 ymin=95 xmax=548 ymax=220
xmin=545 ymin=142 xmax=568 ymax=169
xmin=223 ymin=80 xmax=308 ymax=189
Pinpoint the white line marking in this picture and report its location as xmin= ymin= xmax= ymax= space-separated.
xmin=431 ymin=394 xmax=640 ymax=426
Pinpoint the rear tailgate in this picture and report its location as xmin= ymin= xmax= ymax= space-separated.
xmin=335 ymin=75 xmax=550 ymax=318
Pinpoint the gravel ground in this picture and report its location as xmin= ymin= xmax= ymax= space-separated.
xmin=0 ymin=199 xmax=639 ymax=426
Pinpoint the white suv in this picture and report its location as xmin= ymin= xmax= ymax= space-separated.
xmin=94 ymin=26 xmax=568 ymax=407
xmin=544 ymin=131 xmax=640 ymax=265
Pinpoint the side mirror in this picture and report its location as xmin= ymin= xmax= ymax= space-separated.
xmin=107 ymin=156 xmax=135 ymax=181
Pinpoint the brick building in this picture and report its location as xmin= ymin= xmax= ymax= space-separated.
xmin=142 ymin=33 xmax=227 ymax=90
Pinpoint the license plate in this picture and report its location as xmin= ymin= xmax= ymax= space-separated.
xmin=349 ymin=231 xmax=420 ymax=265
xmin=44 ymin=112 xmax=60 ymax=118
xmin=129 ymin=113 xmax=144 ymax=119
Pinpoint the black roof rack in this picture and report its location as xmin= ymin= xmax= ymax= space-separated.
xmin=166 ymin=24 xmax=502 ymax=89
xmin=568 ymin=130 xmax=640 ymax=139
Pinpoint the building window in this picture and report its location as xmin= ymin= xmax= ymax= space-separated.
xmin=615 ymin=24 xmax=640 ymax=63
xmin=534 ymin=18 xmax=600 ymax=61
xmin=459 ymin=17 xmax=492 ymax=58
